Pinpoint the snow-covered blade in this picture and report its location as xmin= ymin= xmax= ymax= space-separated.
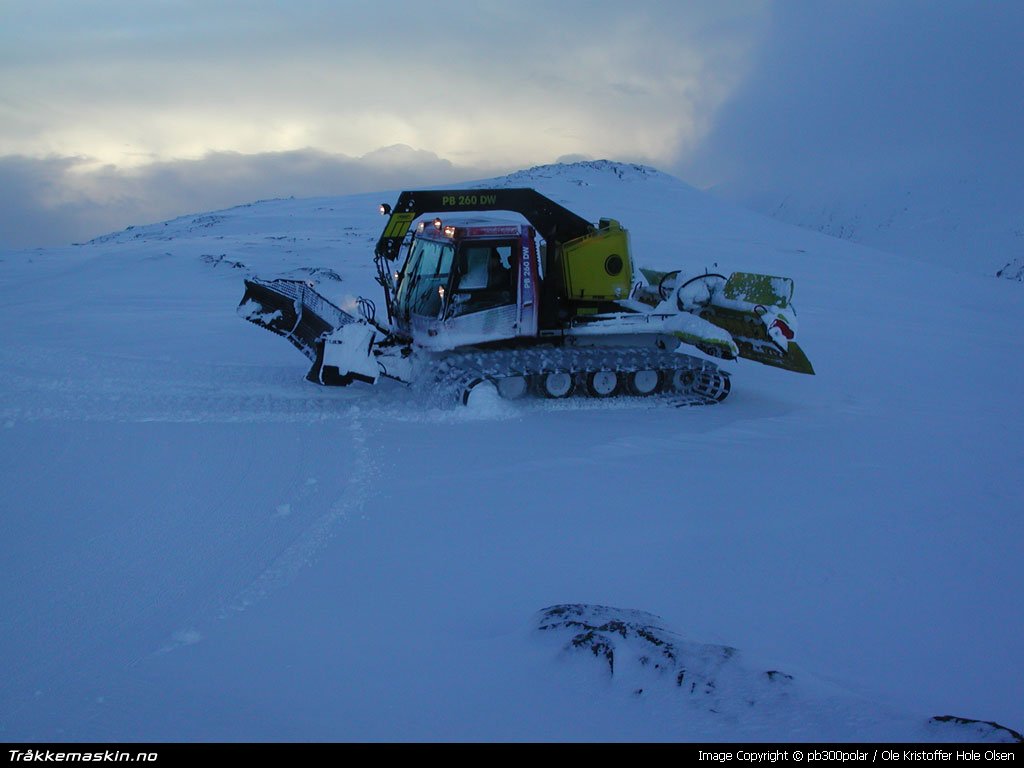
xmin=238 ymin=277 xmax=355 ymax=366
xmin=315 ymin=321 xmax=383 ymax=386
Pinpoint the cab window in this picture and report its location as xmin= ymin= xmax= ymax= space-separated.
xmin=449 ymin=242 xmax=514 ymax=316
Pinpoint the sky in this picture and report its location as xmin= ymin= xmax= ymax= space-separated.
xmin=683 ymin=0 xmax=1024 ymax=194
xmin=1 ymin=0 xmax=1021 ymax=248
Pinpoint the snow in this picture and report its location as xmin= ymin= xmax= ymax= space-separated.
xmin=0 ymin=161 xmax=1022 ymax=742
xmin=711 ymin=174 xmax=1024 ymax=282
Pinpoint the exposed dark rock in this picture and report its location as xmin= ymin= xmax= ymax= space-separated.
xmin=285 ymin=266 xmax=343 ymax=282
xmin=537 ymin=603 xmax=770 ymax=717
xmin=928 ymin=715 xmax=1023 ymax=743
xmin=200 ymin=253 xmax=247 ymax=269
xmin=996 ymin=258 xmax=1024 ymax=282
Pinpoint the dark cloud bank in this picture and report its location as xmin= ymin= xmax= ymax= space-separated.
xmin=682 ymin=0 xmax=1024 ymax=188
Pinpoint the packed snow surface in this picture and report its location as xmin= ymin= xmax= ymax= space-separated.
xmin=1 ymin=162 xmax=1021 ymax=741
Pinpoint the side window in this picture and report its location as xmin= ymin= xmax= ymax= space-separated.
xmin=450 ymin=243 xmax=514 ymax=316
xmin=459 ymin=247 xmax=491 ymax=290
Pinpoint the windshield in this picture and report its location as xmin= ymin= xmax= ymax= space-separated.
xmin=395 ymin=237 xmax=455 ymax=318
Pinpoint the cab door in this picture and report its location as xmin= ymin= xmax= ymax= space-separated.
xmin=427 ymin=239 xmax=520 ymax=349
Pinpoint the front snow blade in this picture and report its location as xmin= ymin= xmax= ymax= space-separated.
xmin=237 ymin=278 xmax=355 ymax=362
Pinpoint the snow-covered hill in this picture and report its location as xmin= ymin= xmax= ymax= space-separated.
xmin=1 ymin=161 xmax=1022 ymax=742
xmin=711 ymin=173 xmax=1024 ymax=282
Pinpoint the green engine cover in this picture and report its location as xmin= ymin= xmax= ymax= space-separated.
xmin=562 ymin=219 xmax=633 ymax=301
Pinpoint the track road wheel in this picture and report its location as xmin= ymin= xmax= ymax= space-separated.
xmin=626 ymin=369 xmax=660 ymax=396
xmin=669 ymin=368 xmax=697 ymax=393
xmin=496 ymin=376 xmax=528 ymax=400
xmin=535 ymin=371 xmax=575 ymax=399
xmin=462 ymin=379 xmax=500 ymax=408
xmin=585 ymin=370 xmax=620 ymax=398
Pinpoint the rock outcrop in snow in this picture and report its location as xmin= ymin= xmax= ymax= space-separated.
xmin=926 ymin=716 xmax=1023 ymax=744
xmin=538 ymin=604 xmax=1023 ymax=743
xmin=538 ymin=604 xmax=799 ymax=716
xmin=996 ymin=258 xmax=1024 ymax=282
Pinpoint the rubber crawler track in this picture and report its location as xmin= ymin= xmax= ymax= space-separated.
xmin=424 ymin=346 xmax=731 ymax=407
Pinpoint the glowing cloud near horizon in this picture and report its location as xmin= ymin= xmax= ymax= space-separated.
xmin=0 ymin=2 xmax=766 ymax=171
